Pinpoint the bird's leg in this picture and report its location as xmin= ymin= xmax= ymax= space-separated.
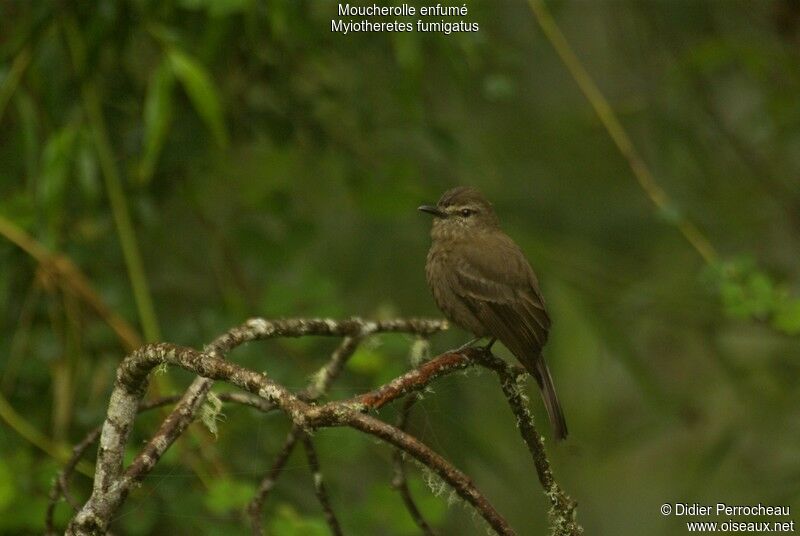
xmin=454 ymin=337 xmax=482 ymax=352
xmin=484 ymin=338 xmax=497 ymax=351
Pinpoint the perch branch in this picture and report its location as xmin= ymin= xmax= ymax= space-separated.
xmin=67 ymin=349 xmax=507 ymax=534
xmin=65 ymin=318 xmax=578 ymax=536
xmin=124 ymin=319 xmax=445 ymax=504
xmin=354 ymin=351 xmax=473 ymax=410
xmin=470 ymin=349 xmax=583 ymax=536
xmin=67 ymin=318 xmax=446 ymax=534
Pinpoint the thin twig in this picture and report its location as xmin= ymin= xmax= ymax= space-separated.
xmin=345 ymin=412 xmax=515 ymax=536
xmin=0 ymin=214 xmax=141 ymax=350
xmin=67 ymin=348 xmax=498 ymax=533
xmin=301 ymin=433 xmax=343 ymax=536
xmin=123 ymin=320 xmax=441 ymax=495
xmin=64 ymin=319 xmax=576 ymax=536
xmin=45 ymin=427 xmax=101 ymax=535
xmin=527 ymin=0 xmax=718 ymax=265
xmin=67 ymin=318 xmax=446 ymax=535
xmin=247 ymin=335 xmax=363 ymax=531
xmin=172 ymin=319 xmax=442 ymax=511
xmin=0 ymin=214 xmax=145 ymax=476
xmin=247 ymin=428 xmax=300 ymax=536
xmin=302 ymin=335 xmax=362 ymax=401
xmin=392 ymin=395 xmax=437 ymax=535
xmin=2 ymin=273 xmax=43 ymax=392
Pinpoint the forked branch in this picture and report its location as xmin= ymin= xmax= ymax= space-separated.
xmin=55 ymin=317 xmax=580 ymax=536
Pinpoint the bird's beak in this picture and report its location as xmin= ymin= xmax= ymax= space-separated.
xmin=418 ymin=205 xmax=446 ymax=218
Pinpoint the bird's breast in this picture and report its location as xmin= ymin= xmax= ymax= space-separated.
xmin=424 ymin=242 xmax=489 ymax=337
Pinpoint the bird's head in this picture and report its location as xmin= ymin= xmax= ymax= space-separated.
xmin=418 ymin=186 xmax=500 ymax=239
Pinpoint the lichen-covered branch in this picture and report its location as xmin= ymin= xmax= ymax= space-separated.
xmin=470 ymin=349 xmax=583 ymax=536
xmin=69 ymin=343 xmax=314 ymax=536
xmin=354 ymin=351 xmax=473 ymax=410
xmin=47 ymin=393 xmax=278 ymax=535
xmin=62 ymin=317 xmax=579 ymax=536
xmin=344 ymin=411 xmax=515 ymax=536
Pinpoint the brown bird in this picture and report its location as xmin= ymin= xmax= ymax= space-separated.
xmin=419 ymin=186 xmax=568 ymax=440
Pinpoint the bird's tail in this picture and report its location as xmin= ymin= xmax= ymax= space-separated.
xmin=524 ymin=357 xmax=568 ymax=441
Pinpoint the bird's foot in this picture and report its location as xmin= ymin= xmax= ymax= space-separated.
xmin=454 ymin=337 xmax=481 ymax=352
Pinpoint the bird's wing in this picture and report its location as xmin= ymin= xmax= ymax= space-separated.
xmin=448 ymin=233 xmax=567 ymax=440
xmin=447 ymin=233 xmax=551 ymax=356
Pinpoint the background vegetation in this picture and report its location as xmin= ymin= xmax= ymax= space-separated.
xmin=2 ymin=0 xmax=800 ymax=534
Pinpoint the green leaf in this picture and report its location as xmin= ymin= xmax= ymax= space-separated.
xmin=720 ymin=279 xmax=749 ymax=319
xmin=138 ymin=59 xmax=175 ymax=185
xmin=714 ymin=258 xmax=783 ymax=322
xmin=167 ymin=48 xmax=228 ymax=148
xmin=746 ymin=272 xmax=775 ymax=318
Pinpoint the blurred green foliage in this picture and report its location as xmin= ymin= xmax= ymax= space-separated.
xmin=1 ymin=0 xmax=800 ymax=534
xmin=713 ymin=258 xmax=800 ymax=334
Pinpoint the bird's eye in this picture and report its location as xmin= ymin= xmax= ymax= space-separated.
xmin=460 ymin=208 xmax=473 ymax=217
